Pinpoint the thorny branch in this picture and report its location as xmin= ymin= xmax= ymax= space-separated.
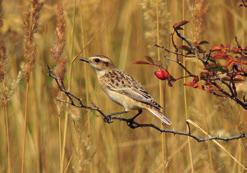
xmin=152 ymin=20 xmax=247 ymax=109
xmin=48 ymin=66 xmax=247 ymax=142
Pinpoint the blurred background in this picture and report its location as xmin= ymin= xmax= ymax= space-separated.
xmin=0 ymin=0 xmax=246 ymax=172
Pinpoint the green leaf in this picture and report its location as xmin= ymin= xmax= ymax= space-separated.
xmin=206 ymin=65 xmax=227 ymax=72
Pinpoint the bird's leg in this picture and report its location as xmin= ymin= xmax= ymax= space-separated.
xmin=104 ymin=110 xmax=129 ymax=123
xmin=127 ymin=109 xmax=142 ymax=128
xmin=130 ymin=109 xmax=142 ymax=121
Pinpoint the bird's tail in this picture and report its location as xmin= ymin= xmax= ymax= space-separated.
xmin=147 ymin=107 xmax=171 ymax=125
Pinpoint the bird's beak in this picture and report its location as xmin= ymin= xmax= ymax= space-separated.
xmin=79 ymin=57 xmax=90 ymax=63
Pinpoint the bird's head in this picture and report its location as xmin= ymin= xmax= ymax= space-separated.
xmin=80 ymin=55 xmax=115 ymax=71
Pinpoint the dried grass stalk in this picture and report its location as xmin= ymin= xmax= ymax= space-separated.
xmin=23 ymin=0 xmax=43 ymax=81
xmin=0 ymin=0 xmax=23 ymax=104
xmin=141 ymin=0 xmax=170 ymax=56
xmin=0 ymin=0 xmax=6 ymax=83
xmin=0 ymin=0 xmax=8 ymax=105
xmin=191 ymin=0 xmax=208 ymax=42
xmin=51 ymin=4 xmax=66 ymax=81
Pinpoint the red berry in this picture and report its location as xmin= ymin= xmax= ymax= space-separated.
xmin=154 ymin=69 xmax=170 ymax=80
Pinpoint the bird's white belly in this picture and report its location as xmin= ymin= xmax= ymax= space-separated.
xmin=105 ymin=89 xmax=140 ymax=111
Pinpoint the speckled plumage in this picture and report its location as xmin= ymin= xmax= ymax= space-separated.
xmin=99 ymin=69 xmax=161 ymax=110
xmin=80 ymin=55 xmax=171 ymax=125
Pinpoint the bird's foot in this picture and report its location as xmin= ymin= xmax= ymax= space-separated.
xmin=104 ymin=115 xmax=112 ymax=123
xmin=127 ymin=118 xmax=137 ymax=128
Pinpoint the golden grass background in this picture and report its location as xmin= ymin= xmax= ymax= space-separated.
xmin=0 ymin=0 xmax=247 ymax=173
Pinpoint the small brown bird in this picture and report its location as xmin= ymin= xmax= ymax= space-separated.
xmin=80 ymin=55 xmax=171 ymax=125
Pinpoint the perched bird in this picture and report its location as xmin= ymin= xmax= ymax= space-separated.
xmin=80 ymin=55 xmax=171 ymax=125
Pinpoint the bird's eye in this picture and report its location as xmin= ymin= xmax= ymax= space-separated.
xmin=94 ymin=58 xmax=100 ymax=63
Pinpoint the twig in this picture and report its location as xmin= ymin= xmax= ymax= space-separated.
xmin=155 ymin=24 xmax=247 ymax=110
xmin=48 ymin=66 xmax=247 ymax=142
xmin=154 ymin=44 xmax=195 ymax=58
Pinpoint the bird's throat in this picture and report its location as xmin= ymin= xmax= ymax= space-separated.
xmin=96 ymin=69 xmax=108 ymax=78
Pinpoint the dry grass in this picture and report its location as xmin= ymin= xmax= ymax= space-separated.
xmin=0 ymin=0 xmax=246 ymax=173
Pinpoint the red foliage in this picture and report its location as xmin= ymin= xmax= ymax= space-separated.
xmin=212 ymin=52 xmax=228 ymax=59
xmin=135 ymin=20 xmax=247 ymax=109
xmin=173 ymin=20 xmax=189 ymax=30
xmin=184 ymin=80 xmax=199 ymax=88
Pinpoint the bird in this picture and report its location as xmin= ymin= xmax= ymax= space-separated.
xmin=80 ymin=55 xmax=171 ymax=125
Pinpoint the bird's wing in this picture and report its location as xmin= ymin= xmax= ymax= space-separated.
xmin=121 ymin=87 xmax=162 ymax=110
xmin=103 ymin=70 xmax=161 ymax=110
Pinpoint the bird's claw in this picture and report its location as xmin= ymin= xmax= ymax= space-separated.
xmin=104 ymin=115 xmax=112 ymax=123
xmin=127 ymin=119 xmax=137 ymax=128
